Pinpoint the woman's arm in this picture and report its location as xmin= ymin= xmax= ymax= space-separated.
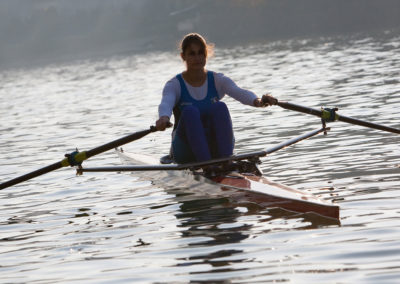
xmin=214 ymin=72 xmax=257 ymax=106
xmin=156 ymin=78 xmax=180 ymax=131
xmin=214 ymin=72 xmax=276 ymax=108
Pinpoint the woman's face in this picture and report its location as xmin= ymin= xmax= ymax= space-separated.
xmin=181 ymin=43 xmax=206 ymax=71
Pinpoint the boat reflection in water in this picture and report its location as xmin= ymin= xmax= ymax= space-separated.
xmin=166 ymin=186 xmax=340 ymax=272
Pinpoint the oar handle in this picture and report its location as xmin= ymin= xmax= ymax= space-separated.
xmin=277 ymin=101 xmax=400 ymax=135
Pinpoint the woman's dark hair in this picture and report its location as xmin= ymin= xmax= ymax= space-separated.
xmin=180 ymin=33 xmax=214 ymax=57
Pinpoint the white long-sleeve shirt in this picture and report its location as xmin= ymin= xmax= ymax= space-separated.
xmin=158 ymin=72 xmax=258 ymax=118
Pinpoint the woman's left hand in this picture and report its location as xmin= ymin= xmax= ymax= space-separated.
xmin=253 ymin=94 xmax=278 ymax=107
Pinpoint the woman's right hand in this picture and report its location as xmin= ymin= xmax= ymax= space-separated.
xmin=156 ymin=116 xmax=171 ymax=131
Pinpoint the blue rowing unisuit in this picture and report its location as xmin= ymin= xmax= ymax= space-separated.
xmin=173 ymin=71 xmax=219 ymax=128
xmin=171 ymin=71 xmax=234 ymax=163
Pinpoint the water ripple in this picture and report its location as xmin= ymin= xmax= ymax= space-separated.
xmin=1 ymin=33 xmax=400 ymax=283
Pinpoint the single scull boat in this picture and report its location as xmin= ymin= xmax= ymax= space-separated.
xmin=81 ymin=127 xmax=340 ymax=220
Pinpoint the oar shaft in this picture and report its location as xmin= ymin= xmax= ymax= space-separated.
xmin=0 ymin=126 xmax=158 ymax=190
xmin=338 ymin=115 xmax=400 ymax=134
xmin=277 ymin=101 xmax=323 ymax=117
xmin=81 ymin=165 xmax=181 ymax=172
xmin=0 ymin=162 xmax=63 ymax=190
xmin=85 ymin=127 xmax=155 ymax=158
xmin=278 ymin=101 xmax=400 ymax=135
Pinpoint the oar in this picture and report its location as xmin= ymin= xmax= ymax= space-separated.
xmin=270 ymin=99 xmax=400 ymax=135
xmin=0 ymin=126 xmax=159 ymax=190
xmin=79 ymin=126 xmax=328 ymax=173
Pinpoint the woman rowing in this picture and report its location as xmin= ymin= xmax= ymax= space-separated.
xmin=155 ymin=33 xmax=277 ymax=164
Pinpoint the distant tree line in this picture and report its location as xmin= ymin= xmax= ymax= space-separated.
xmin=1 ymin=0 xmax=399 ymax=68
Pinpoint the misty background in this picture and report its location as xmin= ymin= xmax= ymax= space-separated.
xmin=1 ymin=0 xmax=400 ymax=69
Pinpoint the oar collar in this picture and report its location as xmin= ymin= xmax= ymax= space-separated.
xmin=321 ymin=107 xmax=339 ymax=122
xmin=62 ymin=149 xmax=87 ymax=167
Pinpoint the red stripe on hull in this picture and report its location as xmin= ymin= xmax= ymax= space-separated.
xmin=212 ymin=174 xmax=339 ymax=220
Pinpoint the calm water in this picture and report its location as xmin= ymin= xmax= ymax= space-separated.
xmin=1 ymin=33 xmax=400 ymax=283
